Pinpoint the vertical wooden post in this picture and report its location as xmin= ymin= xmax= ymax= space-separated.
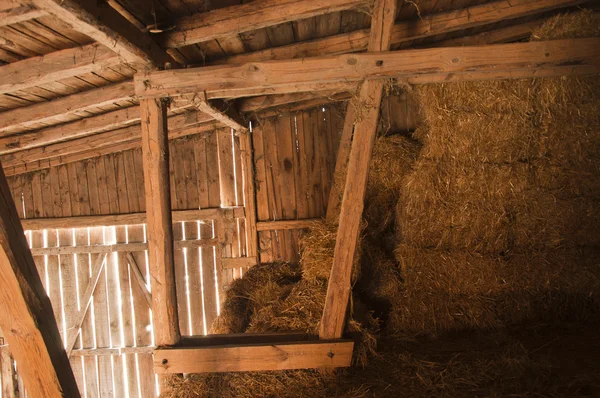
xmin=319 ymin=0 xmax=398 ymax=339
xmin=0 ymin=165 xmax=80 ymax=397
xmin=139 ymin=98 xmax=181 ymax=347
xmin=239 ymin=130 xmax=258 ymax=258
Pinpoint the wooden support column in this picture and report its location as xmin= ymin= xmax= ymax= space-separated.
xmin=319 ymin=0 xmax=397 ymax=339
xmin=139 ymin=98 xmax=181 ymax=347
xmin=0 ymin=165 xmax=80 ymax=397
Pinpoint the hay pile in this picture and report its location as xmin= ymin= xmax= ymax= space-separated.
xmin=387 ymin=10 xmax=600 ymax=337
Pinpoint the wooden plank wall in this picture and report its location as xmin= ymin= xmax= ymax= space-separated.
xmin=252 ymin=106 xmax=344 ymax=263
xmin=252 ymin=95 xmax=419 ymax=263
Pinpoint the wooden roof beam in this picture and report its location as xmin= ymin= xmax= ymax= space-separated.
xmin=29 ymin=0 xmax=175 ymax=67
xmin=0 ymin=81 xmax=135 ymax=134
xmin=0 ymin=165 xmax=80 ymax=397
xmin=0 ymin=100 xmax=197 ymax=154
xmin=0 ymin=43 xmax=121 ymax=95
xmin=158 ymin=0 xmax=368 ymax=49
xmin=0 ymin=4 xmax=46 ymax=26
xmin=0 ymin=111 xmax=216 ymax=171
xmin=135 ymin=38 xmax=600 ymax=100
xmin=216 ymin=0 xmax=588 ymax=65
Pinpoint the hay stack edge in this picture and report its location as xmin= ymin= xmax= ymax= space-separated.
xmin=164 ymin=12 xmax=600 ymax=398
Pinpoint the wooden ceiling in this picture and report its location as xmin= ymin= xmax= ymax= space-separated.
xmin=0 ymin=0 xmax=596 ymax=177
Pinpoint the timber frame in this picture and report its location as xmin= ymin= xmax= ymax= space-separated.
xmin=0 ymin=0 xmax=598 ymax=390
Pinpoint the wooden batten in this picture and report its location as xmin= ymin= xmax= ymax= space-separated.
xmin=154 ymin=340 xmax=354 ymax=374
xmin=134 ymin=38 xmax=600 ymax=99
xmin=0 ymin=5 xmax=46 ymax=27
xmin=139 ymin=98 xmax=180 ymax=347
xmin=0 ymin=165 xmax=80 ymax=396
xmin=0 ymin=44 xmax=121 ymax=95
xmin=256 ymin=218 xmax=323 ymax=231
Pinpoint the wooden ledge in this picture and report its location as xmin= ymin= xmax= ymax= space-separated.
xmin=154 ymin=338 xmax=354 ymax=374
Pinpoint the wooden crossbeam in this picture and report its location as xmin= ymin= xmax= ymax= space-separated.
xmin=256 ymin=218 xmax=323 ymax=231
xmin=0 ymin=44 xmax=121 ymax=95
xmin=134 ymin=38 xmax=600 ymax=99
xmin=221 ymin=256 xmax=258 ymax=269
xmin=319 ymin=0 xmax=396 ymax=340
xmin=19 ymin=207 xmax=245 ymax=230
xmin=154 ymin=340 xmax=354 ymax=374
xmin=139 ymin=98 xmax=180 ymax=347
xmin=0 ymin=164 xmax=80 ymax=397
xmin=216 ymin=0 xmax=586 ymax=65
xmin=29 ymin=238 xmax=218 ymax=256
xmin=0 ymin=81 xmax=135 ymax=134
xmin=239 ymin=90 xmax=353 ymax=114
xmin=190 ymin=93 xmax=248 ymax=132
xmin=30 ymin=0 xmax=174 ymax=67
xmin=0 ymin=5 xmax=46 ymax=26
xmin=65 ymin=253 xmax=108 ymax=356
xmin=158 ymin=0 xmax=367 ymax=49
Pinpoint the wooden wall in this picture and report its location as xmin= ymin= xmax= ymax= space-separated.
xmin=253 ymin=106 xmax=345 ymax=263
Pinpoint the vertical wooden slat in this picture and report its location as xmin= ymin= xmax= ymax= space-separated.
xmin=263 ymin=118 xmax=284 ymax=261
xmin=123 ymin=150 xmax=140 ymax=213
xmin=67 ymin=163 xmax=81 ymax=217
xmin=104 ymin=155 xmax=119 ymax=215
xmin=203 ymin=130 xmax=220 ymax=328
xmin=133 ymin=149 xmax=146 ymax=213
xmin=172 ymin=222 xmax=189 ymax=335
xmin=86 ymin=160 xmax=100 ymax=215
xmin=217 ymin=128 xmax=236 ymax=208
xmin=127 ymin=224 xmax=154 ymax=398
xmin=139 ymin=97 xmax=180 ymax=347
xmin=251 ymin=121 xmax=273 ymax=263
xmin=238 ymin=131 xmax=257 ymax=259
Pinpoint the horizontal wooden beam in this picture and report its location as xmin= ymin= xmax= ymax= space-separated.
xmin=256 ymin=218 xmax=323 ymax=231
xmin=71 ymin=346 xmax=154 ymax=357
xmin=29 ymin=238 xmax=218 ymax=256
xmin=154 ymin=340 xmax=354 ymax=373
xmin=216 ymin=0 xmax=587 ymax=65
xmin=19 ymin=207 xmax=245 ymax=230
xmin=158 ymin=0 xmax=366 ymax=49
xmin=30 ymin=0 xmax=174 ymax=67
xmin=239 ymin=90 xmax=353 ymax=114
xmin=135 ymin=38 xmax=600 ymax=99
xmin=221 ymin=256 xmax=257 ymax=269
xmin=1 ymin=122 xmax=220 ymax=176
xmin=0 ymin=44 xmax=121 ymax=95
xmin=0 ymin=5 xmax=46 ymax=26
xmin=0 ymin=81 xmax=135 ymax=134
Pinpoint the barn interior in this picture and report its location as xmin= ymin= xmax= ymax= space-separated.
xmin=0 ymin=0 xmax=599 ymax=397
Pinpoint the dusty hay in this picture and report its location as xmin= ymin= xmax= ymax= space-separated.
xmin=388 ymin=9 xmax=600 ymax=338
xmin=210 ymin=262 xmax=301 ymax=334
xmin=391 ymin=245 xmax=600 ymax=337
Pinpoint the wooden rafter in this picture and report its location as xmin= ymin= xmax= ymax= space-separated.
xmin=0 ymin=4 xmax=46 ymax=27
xmin=29 ymin=0 xmax=174 ymax=67
xmin=135 ymin=38 xmax=600 ymax=99
xmin=158 ymin=0 xmax=367 ymax=49
xmin=0 ymin=165 xmax=80 ymax=397
xmin=216 ymin=0 xmax=587 ymax=65
xmin=319 ymin=0 xmax=396 ymax=340
xmin=0 ymin=44 xmax=121 ymax=95
xmin=139 ymin=98 xmax=180 ymax=347
xmin=0 ymin=81 xmax=135 ymax=134
xmin=0 ymin=111 xmax=214 ymax=169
